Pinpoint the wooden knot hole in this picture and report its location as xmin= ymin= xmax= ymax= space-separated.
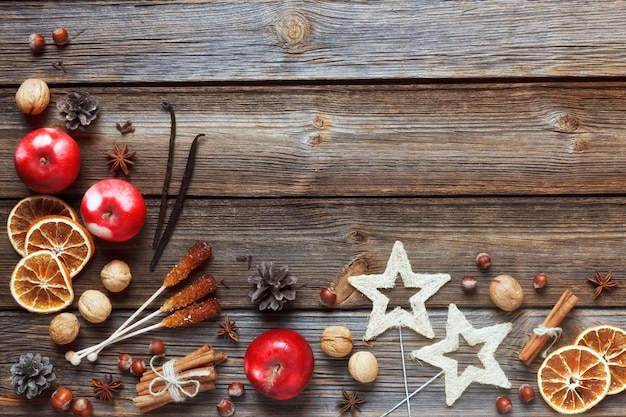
xmin=550 ymin=112 xmax=580 ymax=133
xmin=349 ymin=229 xmax=368 ymax=244
xmin=274 ymin=10 xmax=312 ymax=52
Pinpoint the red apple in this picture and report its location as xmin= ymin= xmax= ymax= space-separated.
xmin=243 ymin=328 xmax=314 ymax=400
xmin=80 ymin=178 xmax=146 ymax=242
xmin=14 ymin=127 xmax=80 ymax=194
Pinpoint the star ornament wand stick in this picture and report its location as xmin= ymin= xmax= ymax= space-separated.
xmin=348 ymin=241 xmax=451 ymax=414
xmin=379 ymin=370 xmax=444 ymax=417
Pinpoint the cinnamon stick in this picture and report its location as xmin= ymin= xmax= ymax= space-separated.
xmin=135 ymin=380 xmax=216 ymax=413
xmin=140 ymin=344 xmax=212 ymax=382
xmin=518 ymin=289 xmax=579 ymax=365
xmin=136 ymin=366 xmax=216 ymax=395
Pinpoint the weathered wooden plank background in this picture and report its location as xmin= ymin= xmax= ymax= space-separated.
xmin=2 ymin=1 xmax=626 ymax=416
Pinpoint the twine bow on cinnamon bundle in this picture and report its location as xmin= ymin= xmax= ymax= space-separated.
xmin=133 ymin=344 xmax=228 ymax=413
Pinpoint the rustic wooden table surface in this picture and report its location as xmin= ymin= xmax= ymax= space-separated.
xmin=3 ymin=1 xmax=626 ymax=416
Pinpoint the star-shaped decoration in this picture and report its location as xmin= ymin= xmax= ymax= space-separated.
xmin=348 ymin=241 xmax=451 ymax=340
xmin=410 ymin=303 xmax=512 ymax=406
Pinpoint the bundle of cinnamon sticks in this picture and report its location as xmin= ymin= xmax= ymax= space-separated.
xmin=133 ymin=344 xmax=227 ymax=413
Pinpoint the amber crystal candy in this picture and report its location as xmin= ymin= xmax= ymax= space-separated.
xmin=162 ymin=298 xmax=221 ymax=328
xmin=163 ymin=241 xmax=212 ymax=287
xmin=161 ymin=274 xmax=217 ymax=312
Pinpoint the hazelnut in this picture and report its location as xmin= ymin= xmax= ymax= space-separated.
xmin=100 ymin=259 xmax=132 ymax=292
xmin=227 ymin=382 xmax=245 ymax=397
xmin=28 ymin=33 xmax=45 ymax=53
xmin=50 ymin=387 xmax=73 ymax=412
xmin=149 ymin=339 xmax=165 ymax=355
xmin=216 ymin=398 xmax=235 ymax=417
xmin=495 ymin=396 xmax=512 ymax=413
xmin=533 ymin=273 xmax=548 ymax=290
xmin=49 ymin=312 xmax=80 ymax=345
xmin=319 ymin=287 xmax=337 ymax=307
xmin=476 ymin=252 xmax=492 ymax=270
xmin=118 ymin=353 xmax=132 ymax=371
xmin=71 ymin=398 xmax=92 ymax=417
xmin=130 ymin=358 xmax=146 ymax=376
xmin=78 ymin=289 xmax=112 ymax=323
xmin=461 ymin=275 xmax=477 ymax=293
xmin=52 ymin=27 xmax=69 ymax=45
xmin=15 ymin=78 xmax=50 ymax=115
xmin=348 ymin=351 xmax=378 ymax=383
xmin=519 ymin=383 xmax=535 ymax=402
xmin=320 ymin=326 xmax=353 ymax=358
xmin=489 ymin=275 xmax=524 ymax=311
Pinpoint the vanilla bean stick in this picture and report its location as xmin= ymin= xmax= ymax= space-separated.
xmin=150 ymin=133 xmax=205 ymax=271
xmin=153 ymin=101 xmax=177 ymax=249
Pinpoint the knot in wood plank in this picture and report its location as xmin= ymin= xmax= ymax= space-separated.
xmin=549 ymin=112 xmax=580 ymax=133
xmin=274 ymin=10 xmax=312 ymax=53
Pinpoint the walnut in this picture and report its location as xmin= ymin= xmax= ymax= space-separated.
xmin=320 ymin=326 xmax=353 ymax=358
xmin=15 ymin=78 xmax=50 ymax=115
xmin=78 ymin=290 xmax=112 ymax=323
xmin=348 ymin=351 xmax=378 ymax=383
xmin=489 ymin=275 xmax=524 ymax=312
xmin=49 ymin=312 xmax=80 ymax=345
xmin=100 ymin=260 xmax=132 ymax=293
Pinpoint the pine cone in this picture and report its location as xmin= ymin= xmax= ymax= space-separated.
xmin=10 ymin=353 xmax=56 ymax=399
xmin=248 ymin=261 xmax=297 ymax=311
xmin=57 ymin=91 xmax=99 ymax=130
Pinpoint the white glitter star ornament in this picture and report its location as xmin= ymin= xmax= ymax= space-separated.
xmin=348 ymin=241 xmax=451 ymax=341
xmin=410 ymin=303 xmax=513 ymax=406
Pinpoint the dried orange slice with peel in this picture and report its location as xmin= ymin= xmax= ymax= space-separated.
xmin=7 ymin=195 xmax=78 ymax=256
xmin=10 ymin=250 xmax=74 ymax=314
xmin=538 ymin=345 xmax=610 ymax=414
xmin=24 ymin=215 xmax=94 ymax=278
xmin=575 ymin=324 xmax=626 ymax=395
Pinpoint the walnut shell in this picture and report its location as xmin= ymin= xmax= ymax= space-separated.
xmin=100 ymin=260 xmax=132 ymax=293
xmin=78 ymin=290 xmax=112 ymax=323
xmin=15 ymin=78 xmax=50 ymax=115
xmin=348 ymin=351 xmax=378 ymax=383
xmin=489 ymin=274 xmax=524 ymax=311
xmin=320 ymin=326 xmax=353 ymax=358
xmin=49 ymin=312 xmax=80 ymax=345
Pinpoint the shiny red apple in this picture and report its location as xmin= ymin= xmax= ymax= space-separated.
xmin=243 ymin=328 xmax=314 ymax=400
xmin=80 ymin=178 xmax=146 ymax=242
xmin=14 ymin=127 xmax=81 ymax=194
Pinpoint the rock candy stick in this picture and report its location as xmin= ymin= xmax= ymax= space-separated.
xmin=96 ymin=298 xmax=222 ymax=347
xmin=81 ymin=274 xmax=219 ymax=360
xmin=68 ymin=242 xmax=212 ymax=365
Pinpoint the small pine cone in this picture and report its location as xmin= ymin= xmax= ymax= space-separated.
xmin=10 ymin=353 xmax=56 ymax=399
xmin=56 ymin=91 xmax=99 ymax=130
xmin=248 ymin=261 xmax=297 ymax=311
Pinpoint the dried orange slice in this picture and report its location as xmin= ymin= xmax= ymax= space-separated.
xmin=538 ymin=345 xmax=610 ymax=414
xmin=575 ymin=324 xmax=626 ymax=395
xmin=7 ymin=195 xmax=78 ymax=256
xmin=10 ymin=250 xmax=74 ymax=314
xmin=24 ymin=215 xmax=94 ymax=278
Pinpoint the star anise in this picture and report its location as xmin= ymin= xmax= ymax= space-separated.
xmin=105 ymin=142 xmax=136 ymax=175
xmin=337 ymin=388 xmax=366 ymax=417
xmin=216 ymin=313 xmax=239 ymax=342
xmin=588 ymin=271 xmax=618 ymax=299
xmin=92 ymin=373 xmax=123 ymax=403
